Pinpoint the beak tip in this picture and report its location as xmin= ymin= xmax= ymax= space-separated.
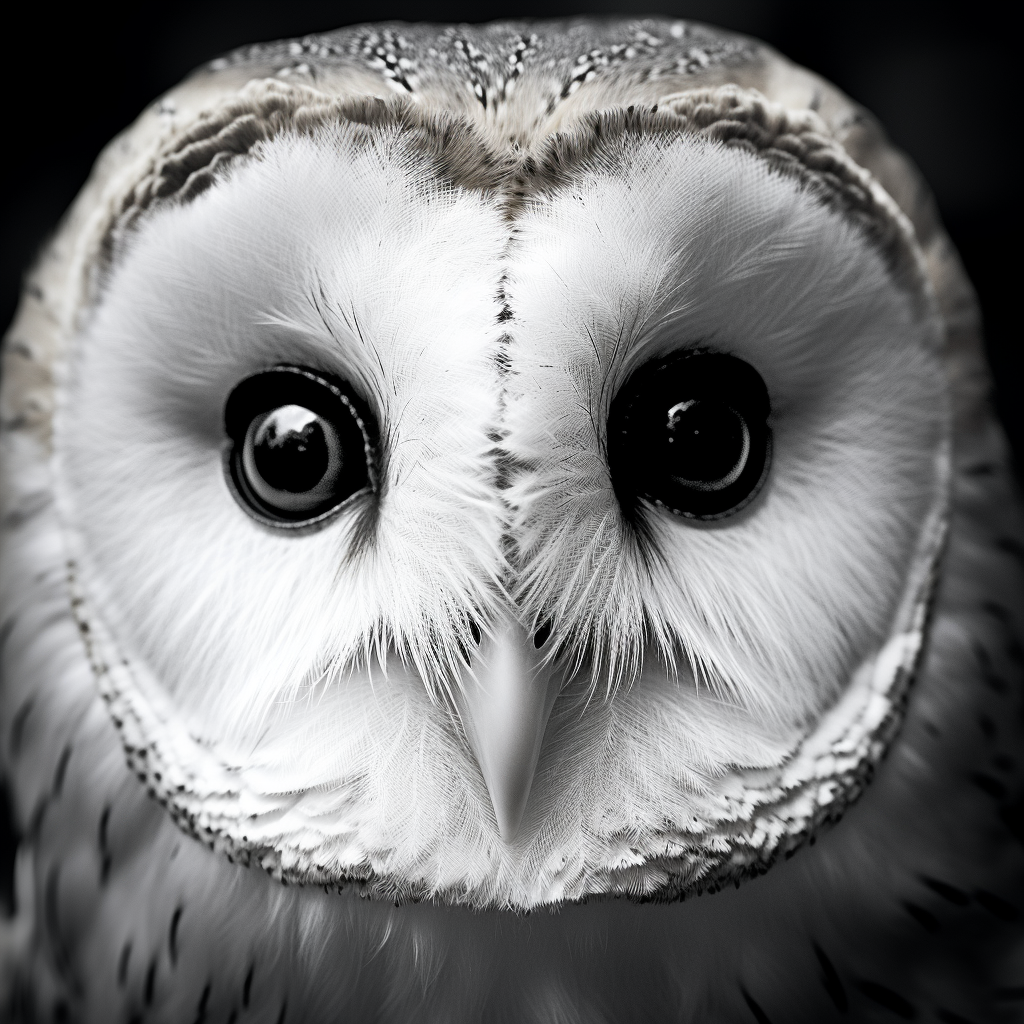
xmin=497 ymin=818 xmax=522 ymax=845
xmin=492 ymin=793 xmax=527 ymax=844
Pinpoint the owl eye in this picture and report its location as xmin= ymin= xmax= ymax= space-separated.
xmin=608 ymin=351 xmax=772 ymax=521
xmin=224 ymin=366 xmax=376 ymax=528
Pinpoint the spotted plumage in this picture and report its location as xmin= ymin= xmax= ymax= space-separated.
xmin=0 ymin=17 xmax=1021 ymax=1024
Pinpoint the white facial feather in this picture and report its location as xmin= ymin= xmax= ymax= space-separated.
xmin=60 ymin=123 xmax=511 ymax=743
xmin=503 ymin=130 xmax=945 ymax=723
xmin=47 ymin=91 xmax=947 ymax=906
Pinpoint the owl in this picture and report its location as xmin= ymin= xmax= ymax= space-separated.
xmin=0 ymin=15 xmax=1020 ymax=1024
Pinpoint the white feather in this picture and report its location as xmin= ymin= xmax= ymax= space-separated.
xmin=49 ymin=123 xmax=947 ymax=906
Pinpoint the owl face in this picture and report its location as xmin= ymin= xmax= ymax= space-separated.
xmin=50 ymin=74 xmax=948 ymax=907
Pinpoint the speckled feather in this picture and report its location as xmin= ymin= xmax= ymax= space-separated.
xmin=0 ymin=17 xmax=1021 ymax=1024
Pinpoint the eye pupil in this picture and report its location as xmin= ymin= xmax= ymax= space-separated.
xmin=252 ymin=407 xmax=332 ymax=494
xmin=225 ymin=366 xmax=376 ymax=529
xmin=608 ymin=351 xmax=771 ymax=522
xmin=665 ymin=400 xmax=749 ymax=491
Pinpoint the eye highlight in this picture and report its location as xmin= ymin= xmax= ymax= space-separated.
xmin=607 ymin=351 xmax=772 ymax=521
xmin=224 ymin=366 xmax=376 ymax=529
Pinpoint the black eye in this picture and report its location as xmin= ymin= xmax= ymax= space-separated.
xmin=224 ymin=366 xmax=376 ymax=528
xmin=607 ymin=351 xmax=771 ymax=521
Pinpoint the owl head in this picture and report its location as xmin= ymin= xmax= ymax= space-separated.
xmin=4 ymin=20 xmax=952 ymax=909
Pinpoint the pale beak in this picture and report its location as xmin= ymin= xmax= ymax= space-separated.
xmin=456 ymin=613 xmax=562 ymax=842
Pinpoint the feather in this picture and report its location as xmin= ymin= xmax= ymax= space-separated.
xmin=0 ymin=17 xmax=1019 ymax=1023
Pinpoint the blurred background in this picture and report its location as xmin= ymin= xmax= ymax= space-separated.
xmin=0 ymin=1 xmax=1019 ymax=899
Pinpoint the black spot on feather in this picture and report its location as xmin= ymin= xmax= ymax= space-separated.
xmin=983 ymin=672 xmax=1008 ymax=694
xmin=935 ymin=1011 xmax=979 ymax=1024
xmin=27 ymin=794 xmax=49 ymax=840
xmin=740 ymin=987 xmax=774 ymax=1024
xmin=981 ymin=600 xmax=1013 ymax=628
xmin=970 ymin=772 xmax=1007 ymax=799
xmin=99 ymin=805 xmax=112 ymax=883
xmin=996 ymin=535 xmax=1024 ymax=567
xmin=973 ymin=642 xmax=1009 ymax=693
xmin=10 ymin=696 xmax=33 ymax=757
xmin=169 ymin=906 xmax=183 ymax=964
xmin=1 ymin=490 xmax=52 ymax=529
xmin=52 ymin=745 xmax=72 ymax=797
xmin=0 ymin=785 xmax=15 ymax=915
xmin=144 ymin=958 xmax=156 ymax=1005
xmin=921 ymin=876 xmax=970 ymax=906
xmin=0 ymin=614 xmax=16 ymax=663
xmin=812 ymin=943 xmax=847 ymax=1012
xmin=117 ymin=941 xmax=132 ymax=986
xmin=854 ymin=980 xmax=916 ymax=1018
xmin=44 ymin=863 xmax=75 ymax=989
xmin=902 ymin=901 xmax=940 ymax=933
xmin=193 ymin=982 xmax=211 ymax=1024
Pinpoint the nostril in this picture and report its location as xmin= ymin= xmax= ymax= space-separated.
xmin=533 ymin=620 xmax=552 ymax=649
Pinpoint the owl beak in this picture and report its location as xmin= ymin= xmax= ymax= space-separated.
xmin=457 ymin=614 xmax=561 ymax=843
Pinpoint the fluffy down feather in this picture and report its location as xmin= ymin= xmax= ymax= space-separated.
xmin=0 ymin=17 xmax=1020 ymax=1024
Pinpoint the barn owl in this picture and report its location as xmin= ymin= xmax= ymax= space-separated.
xmin=0 ymin=16 xmax=1021 ymax=1023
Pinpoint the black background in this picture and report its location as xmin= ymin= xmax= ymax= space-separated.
xmin=0 ymin=1 xmax=1019 ymax=899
